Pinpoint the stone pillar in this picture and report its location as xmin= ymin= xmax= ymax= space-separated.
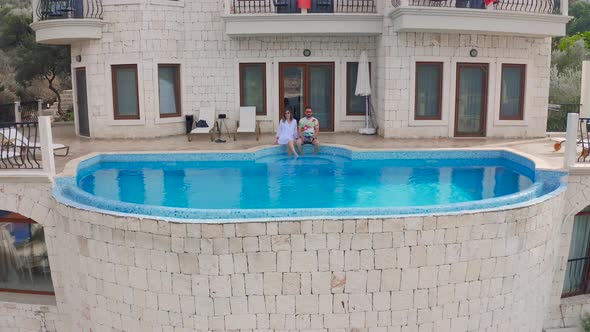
xmin=581 ymin=61 xmax=590 ymax=118
xmin=38 ymin=116 xmax=56 ymax=176
xmin=14 ymin=101 xmax=21 ymax=122
xmin=561 ymin=0 xmax=568 ymax=16
xmin=564 ymin=113 xmax=579 ymax=169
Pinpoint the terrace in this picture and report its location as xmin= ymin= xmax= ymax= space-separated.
xmin=30 ymin=0 xmax=105 ymax=45
xmin=389 ymin=0 xmax=570 ymax=37
xmin=221 ymin=0 xmax=383 ymax=36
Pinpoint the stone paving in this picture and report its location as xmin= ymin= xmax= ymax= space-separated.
xmin=51 ymin=124 xmax=566 ymax=173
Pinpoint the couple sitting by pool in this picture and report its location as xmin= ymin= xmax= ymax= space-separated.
xmin=275 ymin=106 xmax=320 ymax=157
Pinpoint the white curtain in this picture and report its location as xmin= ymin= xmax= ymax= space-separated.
xmin=158 ymin=67 xmax=178 ymax=115
xmin=457 ymin=67 xmax=484 ymax=134
xmin=416 ymin=64 xmax=440 ymax=118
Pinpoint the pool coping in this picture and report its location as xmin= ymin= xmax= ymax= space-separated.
xmin=52 ymin=144 xmax=568 ymax=223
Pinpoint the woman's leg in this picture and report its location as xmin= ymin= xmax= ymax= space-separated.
xmin=288 ymin=141 xmax=298 ymax=157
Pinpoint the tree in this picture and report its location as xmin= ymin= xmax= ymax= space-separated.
xmin=0 ymin=5 xmax=71 ymax=118
xmin=558 ymin=31 xmax=590 ymax=51
xmin=567 ymin=1 xmax=590 ymax=37
xmin=13 ymin=43 xmax=70 ymax=118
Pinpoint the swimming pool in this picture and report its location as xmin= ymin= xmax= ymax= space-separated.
xmin=53 ymin=146 xmax=565 ymax=221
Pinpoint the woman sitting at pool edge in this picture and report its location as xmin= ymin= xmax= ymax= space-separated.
xmin=275 ymin=109 xmax=299 ymax=157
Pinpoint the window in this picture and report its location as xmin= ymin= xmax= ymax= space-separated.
xmin=415 ymin=62 xmax=443 ymax=120
xmin=158 ymin=64 xmax=181 ymax=118
xmin=347 ymin=62 xmax=372 ymax=116
xmin=112 ymin=64 xmax=140 ymax=119
xmin=563 ymin=208 xmax=590 ymax=297
xmin=0 ymin=211 xmax=53 ymax=295
xmin=240 ymin=63 xmax=266 ymax=116
xmin=499 ymin=64 xmax=525 ymax=120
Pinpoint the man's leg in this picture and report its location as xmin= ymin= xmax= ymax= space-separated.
xmin=296 ymin=138 xmax=304 ymax=155
xmin=313 ymin=139 xmax=320 ymax=154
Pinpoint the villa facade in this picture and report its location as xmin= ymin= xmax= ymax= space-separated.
xmin=30 ymin=0 xmax=569 ymax=139
xmin=3 ymin=1 xmax=590 ymax=332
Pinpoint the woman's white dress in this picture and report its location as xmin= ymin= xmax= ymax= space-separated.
xmin=277 ymin=119 xmax=298 ymax=145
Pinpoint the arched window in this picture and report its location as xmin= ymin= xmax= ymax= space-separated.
xmin=0 ymin=210 xmax=54 ymax=295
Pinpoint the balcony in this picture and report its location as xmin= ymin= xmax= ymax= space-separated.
xmin=222 ymin=0 xmax=384 ymax=37
xmin=389 ymin=0 xmax=570 ymax=37
xmin=30 ymin=0 xmax=105 ymax=45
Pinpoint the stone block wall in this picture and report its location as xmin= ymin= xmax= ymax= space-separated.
xmin=70 ymin=0 xmax=551 ymax=139
xmin=544 ymin=172 xmax=590 ymax=331
xmin=378 ymin=2 xmax=551 ymax=138
xmin=0 ymin=299 xmax=59 ymax=332
xmin=73 ymin=1 xmax=375 ymax=138
xmin=41 ymin=191 xmax=564 ymax=331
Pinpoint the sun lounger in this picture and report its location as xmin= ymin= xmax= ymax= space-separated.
xmin=1 ymin=128 xmax=69 ymax=157
xmin=188 ymin=107 xmax=215 ymax=142
xmin=234 ymin=106 xmax=260 ymax=141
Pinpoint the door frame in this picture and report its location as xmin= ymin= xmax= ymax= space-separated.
xmin=454 ymin=63 xmax=488 ymax=137
xmin=74 ymin=67 xmax=90 ymax=137
xmin=278 ymin=62 xmax=335 ymax=132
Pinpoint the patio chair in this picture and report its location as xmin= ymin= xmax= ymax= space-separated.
xmin=187 ymin=107 xmax=216 ymax=142
xmin=1 ymin=128 xmax=69 ymax=157
xmin=234 ymin=106 xmax=260 ymax=141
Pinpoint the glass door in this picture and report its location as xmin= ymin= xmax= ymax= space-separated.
xmin=454 ymin=63 xmax=488 ymax=137
xmin=75 ymin=67 xmax=90 ymax=137
xmin=279 ymin=62 xmax=334 ymax=131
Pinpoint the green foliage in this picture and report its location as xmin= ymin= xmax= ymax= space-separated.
xmin=582 ymin=313 xmax=590 ymax=332
xmin=0 ymin=4 xmax=71 ymax=117
xmin=558 ymin=32 xmax=590 ymax=51
xmin=568 ymin=1 xmax=590 ymax=37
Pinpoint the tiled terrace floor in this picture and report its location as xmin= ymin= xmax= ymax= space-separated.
xmin=51 ymin=124 xmax=566 ymax=173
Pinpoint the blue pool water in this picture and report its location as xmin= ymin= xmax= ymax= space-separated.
xmin=78 ymin=158 xmax=531 ymax=209
xmin=53 ymin=147 xmax=565 ymax=220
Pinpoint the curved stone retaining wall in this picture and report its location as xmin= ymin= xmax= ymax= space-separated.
xmin=45 ymin=192 xmax=565 ymax=332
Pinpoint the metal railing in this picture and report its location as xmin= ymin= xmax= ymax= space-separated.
xmin=579 ymin=118 xmax=590 ymax=163
xmin=231 ymin=0 xmax=376 ymax=14
xmin=391 ymin=0 xmax=560 ymax=14
xmin=547 ymin=104 xmax=581 ymax=132
xmin=37 ymin=0 xmax=103 ymax=21
xmin=563 ymin=256 xmax=590 ymax=297
xmin=20 ymin=101 xmax=40 ymax=122
xmin=0 ymin=122 xmax=42 ymax=170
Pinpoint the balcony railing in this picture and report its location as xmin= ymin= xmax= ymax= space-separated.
xmin=578 ymin=118 xmax=590 ymax=163
xmin=563 ymin=256 xmax=590 ymax=297
xmin=36 ymin=0 xmax=103 ymax=21
xmin=0 ymin=123 xmax=42 ymax=170
xmin=230 ymin=0 xmax=377 ymax=14
xmin=391 ymin=0 xmax=560 ymax=14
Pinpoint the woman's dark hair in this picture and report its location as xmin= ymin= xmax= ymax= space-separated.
xmin=281 ymin=109 xmax=293 ymax=123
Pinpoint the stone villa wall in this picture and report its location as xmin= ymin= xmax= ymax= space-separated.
xmin=0 ymin=174 xmax=578 ymax=331
xmin=70 ymin=0 xmax=551 ymax=139
xmin=0 ymin=299 xmax=59 ymax=332
xmin=544 ymin=172 xmax=590 ymax=331
xmin=377 ymin=0 xmax=551 ymax=138
xmin=43 ymin=192 xmax=563 ymax=331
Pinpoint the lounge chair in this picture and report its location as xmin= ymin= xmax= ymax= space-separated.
xmin=188 ymin=107 xmax=216 ymax=142
xmin=1 ymin=127 xmax=69 ymax=157
xmin=234 ymin=106 xmax=260 ymax=141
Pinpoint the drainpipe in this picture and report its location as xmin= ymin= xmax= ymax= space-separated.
xmin=564 ymin=113 xmax=579 ymax=169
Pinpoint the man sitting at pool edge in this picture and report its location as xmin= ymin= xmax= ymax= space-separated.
xmin=296 ymin=106 xmax=320 ymax=155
